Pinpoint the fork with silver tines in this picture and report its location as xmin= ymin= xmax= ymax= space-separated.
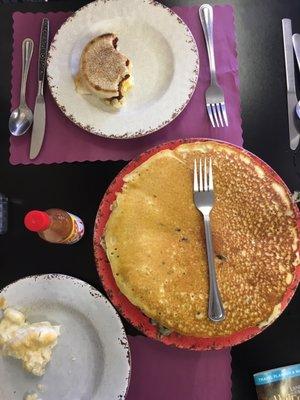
xmin=199 ymin=4 xmax=229 ymax=128
xmin=193 ymin=158 xmax=225 ymax=322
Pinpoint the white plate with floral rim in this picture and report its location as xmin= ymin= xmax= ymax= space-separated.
xmin=47 ymin=0 xmax=199 ymax=139
xmin=0 ymin=274 xmax=130 ymax=400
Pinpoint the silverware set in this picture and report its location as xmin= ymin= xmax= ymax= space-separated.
xmin=282 ymin=19 xmax=300 ymax=150
xmin=9 ymin=18 xmax=50 ymax=160
xmin=7 ymin=2 xmax=300 ymax=330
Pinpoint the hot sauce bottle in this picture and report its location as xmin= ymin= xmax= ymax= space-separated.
xmin=24 ymin=209 xmax=84 ymax=244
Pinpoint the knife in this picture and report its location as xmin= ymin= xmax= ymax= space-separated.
xmin=282 ymin=19 xmax=300 ymax=151
xmin=30 ymin=18 xmax=49 ymax=160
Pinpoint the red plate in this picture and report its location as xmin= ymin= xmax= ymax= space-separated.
xmin=93 ymin=139 xmax=300 ymax=350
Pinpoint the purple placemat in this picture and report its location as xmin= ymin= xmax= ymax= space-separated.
xmin=127 ymin=336 xmax=232 ymax=400
xmin=10 ymin=4 xmax=242 ymax=164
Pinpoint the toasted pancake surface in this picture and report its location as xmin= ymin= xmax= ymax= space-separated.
xmin=104 ymin=142 xmax=299 ymax=337
xmin=75 ymin=33 xmax=132 ymax=106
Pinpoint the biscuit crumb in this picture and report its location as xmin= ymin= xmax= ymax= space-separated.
xmin=0 ymin=297 xmax=7 ymax=310
xmin=37 ymin=384 xmax=45 ymax=393
xmin=24 ymin=393 xmax=41 ymax=400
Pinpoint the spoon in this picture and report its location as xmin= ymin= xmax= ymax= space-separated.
xmin=9 ymin=38 xmax=34 ymax=136
xmin=292 ymin=34 xmax=300 ymax=119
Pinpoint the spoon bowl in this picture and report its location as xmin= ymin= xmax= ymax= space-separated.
xmin=9 ymin=105 xmax=33 ymax=137
xmin=9 ymin=38 xmax=34 ymax=137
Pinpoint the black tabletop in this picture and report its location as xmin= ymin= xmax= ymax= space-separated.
xmin=1 ymin=0 xmax=300 ymax=399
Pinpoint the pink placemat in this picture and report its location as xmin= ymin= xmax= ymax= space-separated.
xmin=127 ymin=336 xmax=232 ymax=400
xmin=10 ymin=4 xmax=242 ymax=164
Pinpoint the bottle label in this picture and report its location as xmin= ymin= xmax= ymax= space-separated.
xmin=61 ymin=213 xmax=84 ymax=244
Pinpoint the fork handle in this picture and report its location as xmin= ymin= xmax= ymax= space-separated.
xmin=199 ymin=4 xmax=217 ymax=84
xmin=203 ymin=215 xmax=225 ymax=322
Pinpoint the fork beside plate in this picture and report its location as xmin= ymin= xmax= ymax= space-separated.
xmin=199 ymin=4 xmax=229 ymax=128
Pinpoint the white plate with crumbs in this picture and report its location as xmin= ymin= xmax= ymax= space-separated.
xmin=0 ymin=274 xmax=130 ymax=400
xmin=47 ymin=0 xmax=199 ymax=139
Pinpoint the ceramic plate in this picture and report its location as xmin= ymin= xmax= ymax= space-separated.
xmin=47 ymin=0 xmax=199 ymax=139
xmin=93 ymin=138 xmax=300 ymax=350
xmin=0 ymin=274 xmax=130 ymax=400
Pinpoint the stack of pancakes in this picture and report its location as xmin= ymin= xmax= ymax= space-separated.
xmin=103 ymin=141 xmax=299 ymax=337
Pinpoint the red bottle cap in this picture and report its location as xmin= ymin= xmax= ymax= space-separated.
xmin=24 ymin=211 xmax=51 ymax=232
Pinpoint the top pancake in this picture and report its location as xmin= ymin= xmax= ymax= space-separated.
xmin=103 ymin=141 xmax=300 ymax=337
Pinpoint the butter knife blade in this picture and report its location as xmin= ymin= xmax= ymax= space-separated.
xmin=30 ymin=96 xmax=46 ymax=159
xmin=30 ymin=18 xmax=49 ymax=160
xmin=282 ymin=19 xmax=300 ymax=151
